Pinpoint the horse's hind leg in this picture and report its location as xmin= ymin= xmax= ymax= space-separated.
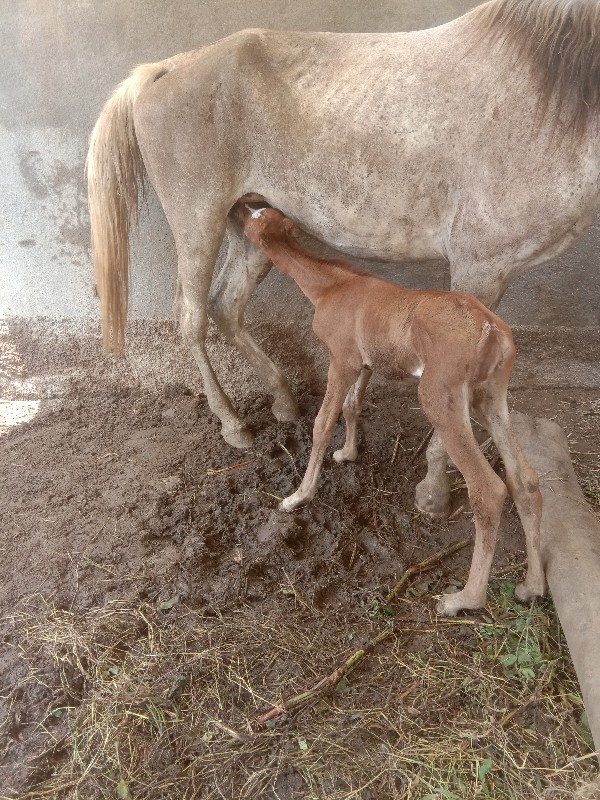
xmin=449 ymin=257 xmax=544 ymax=599
xmin=208 ymin=218 xmax=300 ymax=423
xmin=175 ymin=216 xmax=254 ymax=449
xmin=415 ymin=430 xmax=451 ymax=517
xmin=474 ymin=377 xmax=545 ymax=602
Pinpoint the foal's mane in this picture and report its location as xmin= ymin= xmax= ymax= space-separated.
xmin=472 ymin=0 xmax=600 ymax=136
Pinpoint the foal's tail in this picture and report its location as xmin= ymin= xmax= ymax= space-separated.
xmin=474 ymin=320 xmax=515 ymax=384
xmin=86 ymin=61 xmax=170 ymax=356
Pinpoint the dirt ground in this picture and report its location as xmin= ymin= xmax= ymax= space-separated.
xmin=1 ymin=321 xmax=599 ymax=798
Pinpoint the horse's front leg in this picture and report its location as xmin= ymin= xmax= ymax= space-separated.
xmin=208 ymin=218 xmax=299 ymax=423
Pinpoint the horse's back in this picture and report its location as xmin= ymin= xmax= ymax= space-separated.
xmin=132 ymin=11 xmax=600 ymax=267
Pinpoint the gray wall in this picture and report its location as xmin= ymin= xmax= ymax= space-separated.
xmin=1 ymin=0 xmax=598 ymax=327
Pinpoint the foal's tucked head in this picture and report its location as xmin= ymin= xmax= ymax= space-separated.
xmin=240 ymin=204 xmax=293 ymax=247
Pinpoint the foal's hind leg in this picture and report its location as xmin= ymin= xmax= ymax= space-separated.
xmin=414 ymin=258 xmax=513 ymax=517
xmin=208 ymin=218 xmax=299 ymax=423
xmin=475 ymin=379 xmax=545 ymax=602
xmin=419 ymin=376 xmax=507 ymax=616
xmin=333 ymin=367 xmax=372 ymax=463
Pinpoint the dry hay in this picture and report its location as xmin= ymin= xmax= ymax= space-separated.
xmin=3 ymin=567 xmax=597 ymax=800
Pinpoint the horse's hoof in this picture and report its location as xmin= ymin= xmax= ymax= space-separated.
xmin=222 ymin=425 xmax=254 ymax=449
xmin=414 ymin=480 xmax=451 ymax=518
xmin=271 ymin=396 xmax=300 ymax=423
xmin=436 ymin=594 xmax=460 ymax=617
xmin=436 ymin=589 xmax=485 ymax=617
xmin=333 ymin=448 xmax=357 ymax=463
xmin=515 ymin=579 xmax=545 ymax=604
xmin=279 ymin=493 xmax=306 ymax=512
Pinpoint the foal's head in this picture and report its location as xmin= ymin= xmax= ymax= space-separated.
xmin=240 ymin=205 xmax=294 ymax=247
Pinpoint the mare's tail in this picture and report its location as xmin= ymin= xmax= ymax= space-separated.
xmin=86 ymin=61 xmax=170 ymax=356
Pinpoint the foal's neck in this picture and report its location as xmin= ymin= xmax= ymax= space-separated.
xmin=262 ymin=235 xmax=353 ymax=306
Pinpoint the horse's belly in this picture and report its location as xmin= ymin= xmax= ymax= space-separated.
xmin=310 ymin=223 xmax=442 ymax=262
xmin=265 ymin=196 xmax=446 ymax=263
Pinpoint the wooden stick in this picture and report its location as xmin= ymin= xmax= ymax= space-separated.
xmin=277 ymin=440 xmax=301 ymax=477
xmin=257 ymin=629 xmax=395 ymax=724
xmin=448 ymin=504 xmax=466 ymax=522
xmin=206 ymin=460 xmax=253 ymax=476
xmin=385 ymin=538 xmax=471 ymax=603
xmin=390 ymin=436 xmax=401 ymax=465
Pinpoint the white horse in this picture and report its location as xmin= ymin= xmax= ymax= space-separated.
xmin=87 ymin=0 xmax=600 ymax=517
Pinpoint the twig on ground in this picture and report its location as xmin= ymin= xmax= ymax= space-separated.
xmin=211 ymin=718 xmax=254 ymax=743
xmin=256 ymin=629 xmax=395 ymax=725
xmin=385 ymin=538 xmax=471 ymax=603
xmin=391 ymin=436 xmax=401 ymax=465
xmin=206 ymin=460 xmax=253 ymax=476
xmin=448 ymin=504 xmax=466 ymax=522
xmin=257 ymin=490 xmax=284 ymax=502
xmin=277 ymin=440 xmax=300 ymax=477
xmin=492 ymin=560 xmax=527 ymax=578
xmin=499 ymin=664 xmax=554 ymax=728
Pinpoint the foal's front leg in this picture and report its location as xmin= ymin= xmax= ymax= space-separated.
xmin=280 ymin=360 xmax=360 ymax=512
xmin=333 ymin=367 xmax=372 ymax=463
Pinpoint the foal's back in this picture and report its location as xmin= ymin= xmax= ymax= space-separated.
xmin=314 ymin=275 xmax=513 ymax=386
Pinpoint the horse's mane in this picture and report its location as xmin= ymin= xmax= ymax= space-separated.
xmin=472 ymin=0 xmax=600 ymax=136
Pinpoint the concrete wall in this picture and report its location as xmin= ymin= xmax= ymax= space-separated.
xmin=1 ymin=0 xmax=599 ymax=328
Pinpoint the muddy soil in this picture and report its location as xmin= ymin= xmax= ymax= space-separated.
xmin=1 ymin=342 xmax=599 ymax=796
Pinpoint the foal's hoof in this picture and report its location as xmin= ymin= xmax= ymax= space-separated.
xmin=222 ymin=425 xmax=254 ymax=450
xmin=271 ymin=396 xmax=300 ymax=423
xmin=414 ymin=480 xmax=451 ymax=519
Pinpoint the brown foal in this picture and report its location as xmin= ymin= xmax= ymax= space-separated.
xmin=238 ymin=203 xmax=545 ymax=616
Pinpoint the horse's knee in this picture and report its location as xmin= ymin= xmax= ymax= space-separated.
xmin=180 ymin=304 xmax=209 ymax=347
